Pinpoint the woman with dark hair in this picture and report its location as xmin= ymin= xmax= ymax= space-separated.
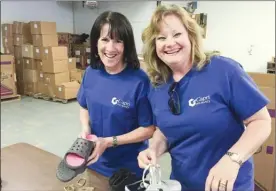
xmin=76 ymin=11 xmax=155 ymax=190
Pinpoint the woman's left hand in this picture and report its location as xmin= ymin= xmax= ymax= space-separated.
xmin=205 ymin=155 xmax=240 ymax=191
xmin=86 ymin=137 xmax=110 ymax=165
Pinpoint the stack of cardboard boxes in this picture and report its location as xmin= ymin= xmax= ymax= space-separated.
xmin=72 ymin=43 xmax=91 ymax=70
xmin=267 ymin=57 xmax=275 ymax=74
xmin=0 ymin=55 xmax=18 ymax=100
xmin=58 ymin=32 xmax=73 ymax=57
xmin=2 ymin=23 xmax=14 ymax=54
xmin=248 ymin=72 xmax=275 ymax=191
xmin=2 ymin=22 xmax=32 ymax=95
xmin=1 ymin=21 xmax=83 ymax=101
xmin=21 ymin=21 xmax=82 ymax=100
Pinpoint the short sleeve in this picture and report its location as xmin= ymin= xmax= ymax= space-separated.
xmin=136 ymin=80 xmax=154 ymax=127
xmin=77 ymin=69 xmax=88 ymax=109
xmin=227 ymin=63 xmax=269 ymax=121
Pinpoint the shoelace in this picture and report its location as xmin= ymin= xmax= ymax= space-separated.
xmin=142 ymin=164 xmax=162 ymax=188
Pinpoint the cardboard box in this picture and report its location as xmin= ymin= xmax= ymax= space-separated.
xmin=55 ymin=81 xmax=80 ymax=99
xmin=42 ymin=59 xmax=69 ymax=73
xmin=23 ymin=69 xmax=37 ymax=83
xmin=37 ymin=70 xmax=44 ymax=83
xmin=44 ymin=72 xmax=70 ymax=87
xmin=42 ymin=46 xmax=68 ymax=61
xmin=33 ymin=47 xmax=43 ymax=60
xmin=253 ymin=74 xmax=275 ymax=191
xmin=254 ymin=118 xmax=275 ymax=191
xmin=37 ymin=81 xmax=53 ymax=96
xmin=32 ymin=34 xmax=58 ymax=47
xmin=14 ymin=46 xmax=23 ymax=58
xmin=3 ymin=46 xmax=14 ymax=55
xmin=13 ymin=21 xmax=31 ymax=35
xmin=1 ymin=55 xmax=17 ymax=98
xmin=73 ymin=44 xmax=90 ymax=56
xmin=30 ymin=21 xmax=56 ymax=35
xmin=248 ymin=72 xmax=275 ymax=87
xmin=15 ymin=59 xmax=24 ymax=77
xmin=2 ymin=36 xmax=13 ymax=47
xmin=16 ymin=81 xmax=24 ymax=95
xmin=13 ymin=34 xmax=32 ymax=46
xmin=70 ymin=69 xmax=82 ymax=83
xmin=1 ymin=24 xmax=13 ymax=37
xmin=22 ymin=44 xmax=34 ymax=58
xmin=76 ymin=55 xmax=87 ymax=69
xmin=68 ymin=57 xmax=76 ymax=70
xmin=35 ymin=60 xmax=43 ymax=71
xmin=23 ymin=58 xmax=36 ymax=70
xmin=58 ymin=32 xmax=72 ymax=45
xmin=24 ymin=82 xmax=38 ymax=94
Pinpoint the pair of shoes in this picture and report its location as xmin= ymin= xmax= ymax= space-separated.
xmin=56 ymin=135 xmax=97 ymax=182
xmin=125 ymin=164 xmax=182 ymax=191
xmin=109 ymin=168 xmax=140 ymax=191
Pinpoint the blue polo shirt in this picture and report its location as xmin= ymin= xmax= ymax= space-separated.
xmin=148 ymin=56 xmax=269 ymax=191
xmin=77 ymin=64 xmax=153 ymax=178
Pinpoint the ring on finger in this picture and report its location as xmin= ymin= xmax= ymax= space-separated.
xmin=218 ymin=181 xmax=227 ymax=191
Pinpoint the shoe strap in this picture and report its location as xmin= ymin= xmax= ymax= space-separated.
xmin=142 ymin=164 xmax=162 ymax=188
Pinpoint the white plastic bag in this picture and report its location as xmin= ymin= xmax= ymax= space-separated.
xmin=125 ymin=164 xmax=181 ymax=191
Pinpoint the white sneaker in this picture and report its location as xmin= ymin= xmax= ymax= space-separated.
xmin=125 ymin=164 xmax=181 ymax=191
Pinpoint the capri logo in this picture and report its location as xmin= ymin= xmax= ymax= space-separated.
xmin=111 ymin=97 xmax=130 ymax=109
xmin=188 ymin=95 xmax=211 ymax=107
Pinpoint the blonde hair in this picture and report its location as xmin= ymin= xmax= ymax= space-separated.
xmin=142 ymin=4 xmax=219 ymax=86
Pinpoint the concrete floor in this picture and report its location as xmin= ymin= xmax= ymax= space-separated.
xmin=1 ymin=96 xmax=172 ymax=178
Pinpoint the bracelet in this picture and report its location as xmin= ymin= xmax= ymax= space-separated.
xmin=112 ymin=136 xmax=118 ymax=147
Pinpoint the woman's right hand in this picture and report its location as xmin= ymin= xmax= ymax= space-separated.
xmin=138 ymin=148 xmax=158 ymax=169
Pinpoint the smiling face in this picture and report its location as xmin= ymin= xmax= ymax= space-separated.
xmin=97 ymin=23 xmax=124 ymax=71
xmin=155 ymin=14 xmax=191 ymax=68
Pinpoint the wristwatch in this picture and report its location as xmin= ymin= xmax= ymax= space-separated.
xmin=112 ymin=136 xmax=118 ymax=147
xmin=226 ymin=151 xmax=243 ymax=166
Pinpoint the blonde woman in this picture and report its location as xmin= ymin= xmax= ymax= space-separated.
xmin=137 ymin=4 xmax=271 ymax=191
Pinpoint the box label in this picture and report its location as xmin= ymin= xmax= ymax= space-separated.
xmin=45 ymin=49 xmax=48 ymax=54
xmin=69 ymin=58 xmax=72 ymax=62
xmin=36 ymin=48 xmax=40 ymax=53
xmin=34 ymin=24 xmax=37 ymax=28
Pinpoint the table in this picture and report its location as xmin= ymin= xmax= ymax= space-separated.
xmin=1 ymin=142 xmax=77 ymax=191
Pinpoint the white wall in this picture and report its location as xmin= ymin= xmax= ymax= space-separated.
xmin=1 ymin=1 xmax=74 ymax=33
xmin=73 ymin=1 xmax=275 ymax=73
xmin=195 ymin=1 xmax=275 ymax=73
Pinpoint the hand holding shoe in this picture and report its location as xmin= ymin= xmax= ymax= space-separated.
xmin=138 ymin=148 xmax=158 ymax=169
xmin=87 ymin=137 xmax=109 ymax=165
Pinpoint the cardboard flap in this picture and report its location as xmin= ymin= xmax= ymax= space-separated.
xmin=59 ymin=81 xmax=80 ymax=88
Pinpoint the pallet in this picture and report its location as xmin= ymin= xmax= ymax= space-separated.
xmin=33 ymin=93 xmax=75 ymax=104
xmin=25 ymin=92 xmax=35 ymax=97
xmin=1 ymin=94 xmax=21 ymax=103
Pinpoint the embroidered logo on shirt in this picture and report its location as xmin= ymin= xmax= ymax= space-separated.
xmin=188 ymin=95 xmax=210 ymax=107
xmin=111 ymin=97 xmax=130 ymax=109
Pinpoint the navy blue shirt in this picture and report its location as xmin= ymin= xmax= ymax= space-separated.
xmin=77 ymin=65 xmax=153 ymax=178
xmin=148 ymin=56 xmax=269 ymax=191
